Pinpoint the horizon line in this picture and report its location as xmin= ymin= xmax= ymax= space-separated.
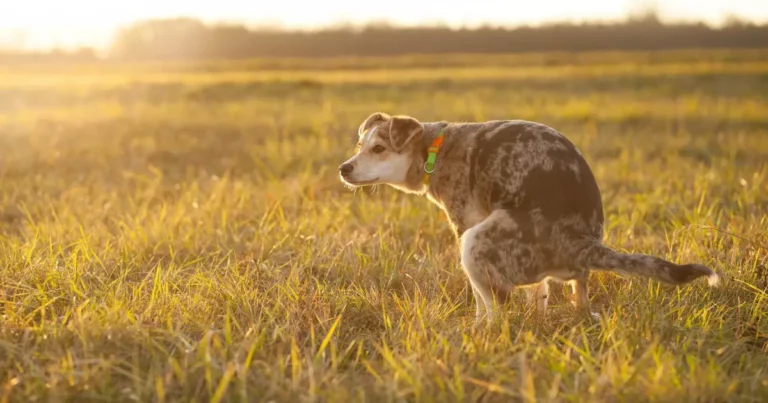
xmin=2 ymin=12 xmax=768 ymax=52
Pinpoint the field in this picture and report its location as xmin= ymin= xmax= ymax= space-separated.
xmin=1 ymin=49 xmax=768 ymax=402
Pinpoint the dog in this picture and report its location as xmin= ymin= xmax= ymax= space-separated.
xmin=339 ymin=112 xmax=720 ymax=325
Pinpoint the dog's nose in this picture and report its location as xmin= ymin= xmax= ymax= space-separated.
xmin=339 ymin=163 xmax=354 ymax=175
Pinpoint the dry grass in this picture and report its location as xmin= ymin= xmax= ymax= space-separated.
xmin=1 ymin=49 xmax=767 ymax=402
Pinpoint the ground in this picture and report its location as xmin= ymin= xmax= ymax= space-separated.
xmin=1 ymin=49 xmax=767 ymax=402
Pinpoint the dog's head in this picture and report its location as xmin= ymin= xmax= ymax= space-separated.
xmin=339 ymin=112 xmax=424 ymax=193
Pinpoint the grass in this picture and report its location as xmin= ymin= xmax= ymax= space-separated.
xmin=1 ymin=49 xmax=767 ymax=402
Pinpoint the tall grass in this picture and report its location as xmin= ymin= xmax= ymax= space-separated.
xmin=1 ymin=50 xmax=767 ymax=402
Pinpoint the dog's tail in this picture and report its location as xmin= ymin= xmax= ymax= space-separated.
xmin=581 ymin=243 xmax=720 ymax=286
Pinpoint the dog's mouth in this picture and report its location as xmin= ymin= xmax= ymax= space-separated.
xmin=340 ymin=175 xmax=379 ymax=187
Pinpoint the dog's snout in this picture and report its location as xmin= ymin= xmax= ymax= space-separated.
xmin=339 ymin=163 xmax=354 ymax=175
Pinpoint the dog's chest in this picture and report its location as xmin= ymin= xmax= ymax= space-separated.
xmin=462 ymin=208 xmax=488 ymax=230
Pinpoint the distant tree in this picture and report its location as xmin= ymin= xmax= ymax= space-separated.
xmin=105 ymin=16 xmax=768 ymax=61
xmin=110 ymin=18 xmax=208 ymax=60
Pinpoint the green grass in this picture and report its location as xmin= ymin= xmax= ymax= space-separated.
xmin=1 ymin=49 xmax=767 ymax=402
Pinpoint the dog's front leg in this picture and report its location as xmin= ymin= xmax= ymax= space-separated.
xmin=471 ymin=285 xmax=487 ymax=327
xmin=461 ymin=221 xmax=500 ymax=329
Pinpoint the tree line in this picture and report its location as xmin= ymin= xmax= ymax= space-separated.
xmin=3 ymin=13 xmax=768 ymax=63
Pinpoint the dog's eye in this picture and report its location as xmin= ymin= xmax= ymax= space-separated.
xmin=371 ymin=145 xmax=386 ymax=154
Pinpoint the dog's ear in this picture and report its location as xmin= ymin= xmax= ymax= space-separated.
xmin=358 ymin=112 xmax=390 ymax=138
xmin=388 ymin=115 xmax=423 ymax=152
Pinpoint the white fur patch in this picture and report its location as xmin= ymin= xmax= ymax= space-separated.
xmin=706 ymin=271 xmax=721 ymax=287
xmin=342 ymin=147 xmax=411 ymax=186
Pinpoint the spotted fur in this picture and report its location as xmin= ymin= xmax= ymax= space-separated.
xmin=340 ymin=112 xmax=720 ymax=325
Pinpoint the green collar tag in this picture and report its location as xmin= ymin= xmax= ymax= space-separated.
xmin=422 ymin=131 xmax=445 ymax=185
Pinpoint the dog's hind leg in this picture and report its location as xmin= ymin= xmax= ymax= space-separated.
xmin=525 ymin=280 xmax=550 ymax=315
xmin=570 ymin=271 xmax=599 ymax=321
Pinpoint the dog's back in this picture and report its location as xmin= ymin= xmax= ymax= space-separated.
xmin=467 ymin=120 xmax=603 ymax=239
xmin=428 ymin=120 xmax=603 ymax=243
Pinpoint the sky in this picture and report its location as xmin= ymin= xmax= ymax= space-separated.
xmin=1 ymin=0 xmax=767 ymax=50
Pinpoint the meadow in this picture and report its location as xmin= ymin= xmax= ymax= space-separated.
xmin=1 ymin=49 xmax=767 ymax=402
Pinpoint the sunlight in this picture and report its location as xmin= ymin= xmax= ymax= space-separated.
xmin=1 ymin=0 xmax=767 ymax=50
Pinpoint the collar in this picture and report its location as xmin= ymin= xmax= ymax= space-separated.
xmin=422 ymin=131 xmax=445 ymax=186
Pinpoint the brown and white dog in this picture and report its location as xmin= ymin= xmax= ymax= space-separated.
xmin=339 ymin=112 xmax=720 ymax=325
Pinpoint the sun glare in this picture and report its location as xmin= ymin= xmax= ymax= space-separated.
xmin=0 ymin=0 xmax=767 ymax=50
